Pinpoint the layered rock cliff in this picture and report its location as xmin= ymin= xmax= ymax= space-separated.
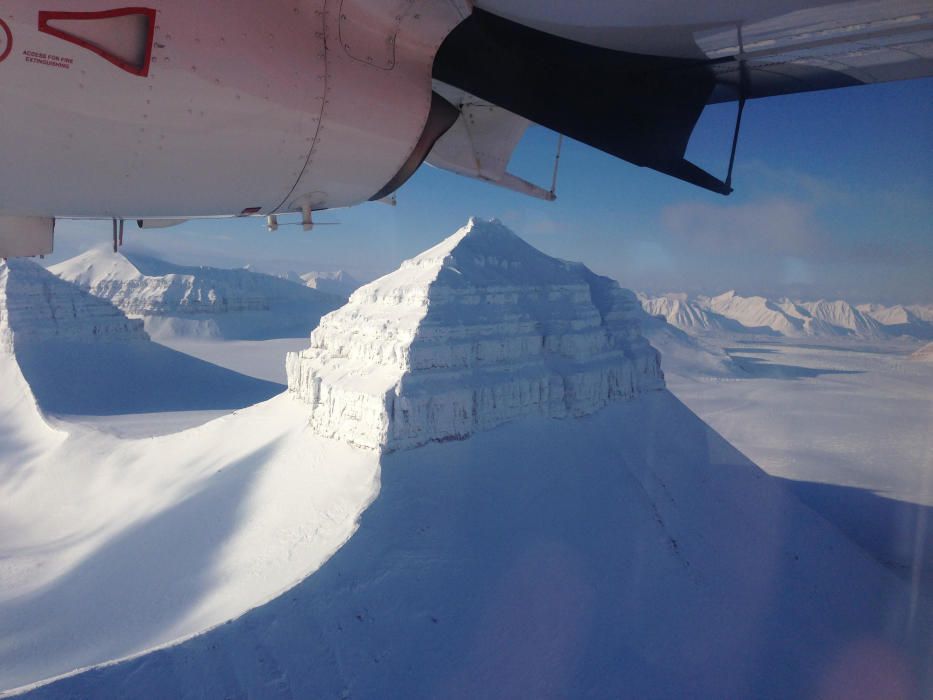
xmin=287 ymin=218 xmax=664 ymax=451
xmin=0 ymin=259 xmax=146 ymax=350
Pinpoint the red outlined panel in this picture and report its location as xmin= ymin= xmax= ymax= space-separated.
xmin=0 ymin=18 xmax=12 ymax=63
xmin=37 ymin=7 xmax=156 ymax=77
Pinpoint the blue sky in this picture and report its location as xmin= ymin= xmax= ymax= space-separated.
xmin=50 ymin=78 xmax=932 ymax=304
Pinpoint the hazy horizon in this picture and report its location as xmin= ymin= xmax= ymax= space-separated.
xmin=45 ymin=79 xmax=932 ymax=306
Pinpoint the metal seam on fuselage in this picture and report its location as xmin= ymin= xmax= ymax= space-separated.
xmin=273 ymin=0 xmax=331 ymax=214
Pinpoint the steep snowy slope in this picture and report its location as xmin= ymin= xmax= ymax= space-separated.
xmin=18 ymin=392 xmax=930 ymax=700
xmin=0 ymin=264 xmax=379 ymax=691
xmin=0 ymin=260 xmax=280 ymax=415
xmin=51 ymin=250 xmax=343 ymax=340
xmin=287 ymin=219 xmax=663 ymax=451
xmin=0 ymin=390 xmax=380 ymax=694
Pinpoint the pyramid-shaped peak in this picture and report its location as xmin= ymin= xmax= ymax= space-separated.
xmin=287 ymin=220 xmax=664 ymax=452
xmin=400 ymin=217 xmax=580 ymax=290
xmin=461 ymin=215 xmax=520 ymax=241
xmin=50 ymin=247 xmax=143 ymax=288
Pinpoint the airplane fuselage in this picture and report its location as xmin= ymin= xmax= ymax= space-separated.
xmin=0 ymin=0 xmax=465 ymax=220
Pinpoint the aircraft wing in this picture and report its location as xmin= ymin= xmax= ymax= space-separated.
xmin=433 ymin=1 xmax=933 ymax=194
xmin=3 ymin=0 xmax=933 ymax=259
xmin=426 ymin=83 xmax=556 ymax=201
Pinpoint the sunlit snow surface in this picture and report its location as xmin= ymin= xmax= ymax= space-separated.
xmin=665 ymin=339 xmax=933 ymax=578
xmin=0 ymin=358 xmax=379 ymax=692
xmin=10 ymin=387 xmax=932 ymax=699
xmin=1 ymin=224 xmax=931 ymax=697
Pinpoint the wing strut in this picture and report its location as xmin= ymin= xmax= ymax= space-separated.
xmin=725 ymin=96 xmax=746 ymax=192
xmin=549 ymin=134 xmax=563 ymax=199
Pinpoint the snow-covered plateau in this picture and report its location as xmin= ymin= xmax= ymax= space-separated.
xmin=51 ymin=249 xmax=344 ymax=340
xmin=0 ymin=220 xmax=930 ymax=698
xmin=286 ymin=218 xmax=664 ymax=451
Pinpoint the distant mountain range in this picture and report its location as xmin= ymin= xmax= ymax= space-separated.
xmin=638 ymin=290 xmax=933 ymax=340
xmin=277 ymin=269 xmax=362 ymax=299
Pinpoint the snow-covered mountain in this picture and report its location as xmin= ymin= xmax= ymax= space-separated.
xmin=639 ymin=289 xmax=924 ymax=339
xmin=277 ymin=269 xmax=362 ymax=298
xmin=287 ymin=218 xmax=664 ymax=451
xmin=294 ymin=269 xmax=362 ymax=298
xmin=1 ymin=259 xmax=280 ymax=415
xmin=51 ymin=249 xmax=344 ymax=340
xmin=907 ymin=304 xmax=933 ymax=323
xmin=790 ymin=299 xmax=886 ymax=338
xmin=638 ymin=292 xmax=749 ymax=335
xmin=3 ymin=219 xmax=930 ymax=698
xmin=858 ymin=303 xmax=933 ymax=339
xmin=700 ymin=290 xmax=811 ymax=336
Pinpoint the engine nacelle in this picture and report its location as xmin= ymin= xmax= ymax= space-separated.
xmin=0 ymin=1 xmax=468 ymax=222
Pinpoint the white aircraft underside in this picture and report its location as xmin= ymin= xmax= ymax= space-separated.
xmin=0 ymin=0 xmax=931 ymax=256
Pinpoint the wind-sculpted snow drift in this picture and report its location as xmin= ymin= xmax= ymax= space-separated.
xmin=286 ymin=218 xmax=664 ymax=451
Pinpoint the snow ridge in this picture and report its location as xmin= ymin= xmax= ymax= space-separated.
xmin=51 ymin=250 xmax=344 ymax=340
xmin=287 ymin=218 xmax=664 ymax=451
